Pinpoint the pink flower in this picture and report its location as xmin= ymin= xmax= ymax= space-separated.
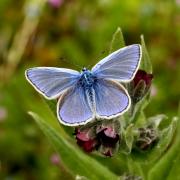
xmin=96 ymin=126 xmax=120 ymax=157
xmin=48 ymin=0 xmax=63 ymax=8
xmin=50 ymin=153 xmax=60 ymax=165
xmin=75 ymin=128 xmax=98 ymax=152
xmin=75 ymin=120 xmax=120 ymax=157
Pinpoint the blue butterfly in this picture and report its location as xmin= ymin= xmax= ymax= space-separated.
xmin=25 ymin=44 xmax=142 ymax=126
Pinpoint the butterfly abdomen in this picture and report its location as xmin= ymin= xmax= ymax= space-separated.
xmin=77 ymin=69 xmax=97 ymax=112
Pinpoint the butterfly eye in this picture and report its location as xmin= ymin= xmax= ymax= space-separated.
xmin=82 ymin=67 xmax=87 ymax=72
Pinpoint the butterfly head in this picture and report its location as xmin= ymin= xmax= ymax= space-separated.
xmin=82 ymin=67 xmax=88 ymax=72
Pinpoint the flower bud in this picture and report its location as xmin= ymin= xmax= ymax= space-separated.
xmin=120 ymin=173 xmax=142 ymax=180
xmin=75 ymin=127 xmax=98 ymax=152
xmin=130 ymin=70 xmax=153 ymax=104
xmin=135 ymin=125 xmax=158 ymax=151
xmin=74 ymin=120 xmax=121 ymax=157
xmin=133 ymin=70 xmax=153 ymax=88
xmin=96 ymin=120 xmax=120 ymax=157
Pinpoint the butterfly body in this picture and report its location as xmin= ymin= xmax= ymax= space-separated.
xmin=25 ymin=44 xmax=142 ymax=126
xmin=78 ymin=68 xmax=96 ymax=89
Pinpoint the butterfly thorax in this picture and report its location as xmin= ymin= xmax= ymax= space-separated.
xmin=78 ymin=68 xmax=96 ymax=89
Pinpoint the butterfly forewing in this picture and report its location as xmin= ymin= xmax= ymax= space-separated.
xmin=92 ymin=44 xmax=141 ymax=82
xmin=25 ymin=67 xmax=80 ymax=99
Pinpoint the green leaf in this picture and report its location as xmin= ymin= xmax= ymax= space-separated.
xmin=166 ymin=153 xmax=180 ymax=180
xmin=125 ymin=156 xmax=145 ymax=179
xmin=120 ymin=124 xmax=136 ymax=154
xmin=128 ymin=91 xmax=151 ymax=125
xmin=29 ymin=112 xmax=118 ymax=180
xmin=140 ymin=35 xmax=153 ymax=73
xmin=148 ymin=117 xmax=180 ymax=180
xmin=44 ymin=98 xmax=57 ymax=116
xmin=147 ymin=114 xmax=168 ymax=128
xmin=109 ymin=27 xmax=125 ymax=53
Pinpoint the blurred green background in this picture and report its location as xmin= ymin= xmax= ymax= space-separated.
xmin=0 ymin=0 xmax=179 ymax=179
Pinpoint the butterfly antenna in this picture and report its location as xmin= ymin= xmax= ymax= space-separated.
xmin=59 ymin=57 xmax=82 ymax=70
xmin=86 ymin=49 xmax=107 ymax=69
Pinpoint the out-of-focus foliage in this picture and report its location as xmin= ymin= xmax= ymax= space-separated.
xmin=0 ymin=0 xmax=179 ymax=179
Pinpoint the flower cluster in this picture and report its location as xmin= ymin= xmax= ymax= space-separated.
xmin=75 ymin=120 xmax=120 ymax=157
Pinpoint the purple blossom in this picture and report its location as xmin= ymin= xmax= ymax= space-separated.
xmin=97 ymin=126 xmax=120 ymax=157
xmin=50 ymin=153 xmax=60 ymax=165
xmin=48 ymin=0 xmax=63 ymax=8
xmin=75 ymin=120 xmax=120 ymax=157
xmin=75 ymin=128 xmax=98 ymax=152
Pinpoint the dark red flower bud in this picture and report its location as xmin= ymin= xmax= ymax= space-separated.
xmin=133 ymin=70 xmax=153 ymax=88
xmin=75 ymin=128 xmax=97 ymax=152
xmin=74 ymin=120 xmax=120 ymax=157
xmin=97 ymin=127 xmax=119 ymax=147
xmin=130 ymin=70 xmax=153 ymax=104
xmin=96 ymin=121 xmax=120 ymax=157
xmin=103 ymin=149 xmax=113 ymax=157
xmin=97 ymin=131 xmax=119 ymax=157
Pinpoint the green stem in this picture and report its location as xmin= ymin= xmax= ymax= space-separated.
xmin=126 ymin=156 xmax=145 ymax=179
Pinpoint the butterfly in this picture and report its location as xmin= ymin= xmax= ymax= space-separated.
xmin=25 ymin=44 xmax=142 ymax=126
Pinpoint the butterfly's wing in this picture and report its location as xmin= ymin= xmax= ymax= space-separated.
xmin=57 ymin=85 xmax=94 ymax=126
xmin=25 ymin=67 xmax=80 ymax=99
xmin=94 ymin=79 xmax=130 ymax=119
xmin=92 ymin=44 xmax=141 ymax=82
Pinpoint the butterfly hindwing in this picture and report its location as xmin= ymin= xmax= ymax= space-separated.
xmin=57 ymin=86 xmax=94 ymax=126
xmin=94 ymin=79 xmax=130 ymax=118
